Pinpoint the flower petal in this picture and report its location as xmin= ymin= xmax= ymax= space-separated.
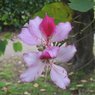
xmin=40 ymin=15 xmax=56 ymax=38
xmin=50 ymin=64 xmax=70 ymax=89
xmin=20 ymin=62 xmax=45 ymax=82
xmin=18 ymin=16 xmax=43 ymax=45
xmin=40 ymin=46 xmax=59 ymax=59
xmin=56 ymin=45 xmax=76 ymax=63
xmin=23 ymin=52 xmax=41 ymax=67
xmin=51 ymin=22 xmax=72 ymax=42
xmin=29 ymin=16 xmax=43 ymax=40
xmin=18 ymin=28 xmax=34 ymax=45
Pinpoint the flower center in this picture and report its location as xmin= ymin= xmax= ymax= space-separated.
xmin=40 ymin=51 xmax=52 ymax=59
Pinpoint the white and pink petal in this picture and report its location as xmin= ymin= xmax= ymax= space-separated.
xmin=50 ymin=64 xmax=70 ymax=89
xmin=51 ymin=22 xmax=72 ymax=42
xmin=29 ymin=16 xmax=43 ymax=40
xmin=20 ymin=62 xmax=45 ymax=82
xmin=23 ymin=52 xmax=41 ymax=67
xmin=18 ymin=16 xmax=44 ymax=45
xmin=18 ymin=27 xmax=42 ymax=45
xmin=55 ymin=45 xmax=76 ymax=63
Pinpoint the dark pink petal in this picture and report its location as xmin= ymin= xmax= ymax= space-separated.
xmin=55 ymin=45 xmax=76 ymax=63
xmin=51 ymin=22 xmax=72 ymax=42
xmin=40 ymin=46 xmax=59 ymax=59
xmin=40 ymin=15 xmax=56 ymax=38
xmin=23 ymin=52 xmax=41 ymax=67
xmin=50 ymin=64 xmax=70 ymax=89
xmin=40 ymin=51 xmax=51 ymax=59
xmin=20 ymin=62 xmax=45 ymax=82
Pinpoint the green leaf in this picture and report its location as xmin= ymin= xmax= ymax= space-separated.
xmin=0 ymin=82 xmax=6 ymax=88
xmin=4 ymin=32 xmax=12 ymax=39
xmin=0 ymin=90 xmax=5 ymax=94
xmin=0 ymin=40 xmax=8 ymax=56
xmin=68 ymin=0 xmax=94 ymax=12
xmin=34 ymin=2 xmax=73 ymax=24
xmin=1 ymin=14 xmax=9 ymax=21
xmin=13 ymin=42 xmax=23 ymax=52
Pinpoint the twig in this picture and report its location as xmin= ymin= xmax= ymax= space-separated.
xmin=81 ymin=19 xmax=95 ymax=32
xmin=74 ymin=30 xmax=94 ymax=44
xmin=69 ymin=19 xmax=95 ymax=38
xmin=75 ymin=57 xmax=94 ymax=71
xmin=44 ymin=64 xmax=48 ymax=83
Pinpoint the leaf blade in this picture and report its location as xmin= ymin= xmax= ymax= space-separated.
xmin=13 ymin=42 xmax=23 ymax=52
xmin=68 ymin=0 xmax=94 ymax=12
xmin=0 ymin=40 xmax=8 ymax=56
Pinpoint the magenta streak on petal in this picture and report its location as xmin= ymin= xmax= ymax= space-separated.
xmin=40 ymin=46 xmax=59 ymax=60
xmin=40 ymin=51 xmax=51 ymax=59
xmin=39 ymin=15 xmax=56 ymax=38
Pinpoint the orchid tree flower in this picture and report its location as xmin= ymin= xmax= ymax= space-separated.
xmin=20 ymin=45 xmax=76 ymax=89
xmin=18 ymin=15 xmax=72 ymax=47
xmin=18 ymin=15 xmax=76 ymax=89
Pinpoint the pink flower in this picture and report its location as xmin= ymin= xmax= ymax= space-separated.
xmin=18 ymin=15 xmax=72 ymax=46
xmin=20 ymin=45 xmax=76 ymax=89
xmin=18 ymin=15 xmax=76 ymax=89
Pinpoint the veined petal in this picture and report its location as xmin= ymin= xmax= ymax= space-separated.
xmin=29 ymin=16 xmax=43 ymax=40
xmin=18 ymin=28 xmax=42 ymax=45
xmin=20 ymin=62 xmax=45 ymax=82
xmin=18 ymin=16 xmax=43 ymax=45
xmin=50 ymin=64 xmax=70 ymax=89
xmin=40 ymin=15 xmax=56 ymax=38
xmin=51 ymin=22 xmax=72 ymax=42
xmin=23 ymin=52 xmax=41 ymax=67
xmin=56 ymin=45 xmax=76 ymax=63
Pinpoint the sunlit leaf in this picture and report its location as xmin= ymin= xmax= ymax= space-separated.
xmin=34 ymin=2 xmax=73 ymax=23
xmin=68 ymin=0 xmax=94 ymax=12
xmin=13 ymin=42 xmax=23 ymax=52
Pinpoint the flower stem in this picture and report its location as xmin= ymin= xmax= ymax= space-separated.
xmin=44 ymin=64 xmax=48 ymax=83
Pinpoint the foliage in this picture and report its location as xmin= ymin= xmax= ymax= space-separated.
xmin=13 ymin=42 xmax=23 ymax=52
xmin=0 ymin=0 xmax=94 ymax=29
xmin=68 ymin=0 xmax=94 ymax=12
xmin=0 ymin=40 xmax=8 ymax=56
xmin=0 ymin=61 xmax=95 ymax=95
xmin=0 ymin=82 xmax=6 ymax=88
xmin=0 ymin=0 xmax=61 ymax=29
xmin=0 ymin=32 xmax=23 ymax=56
xmin=34 ymin=2 xmax=72 ymax=23
xmin=3 ymin=32 xmax=12 ymax=39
